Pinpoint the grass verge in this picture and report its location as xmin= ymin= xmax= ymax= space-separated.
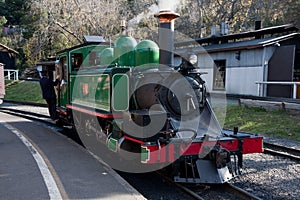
xmin=4 ymin=80 xmax=46 ymax=104
xmin=223 ymin=105 xmax=300 ymax=141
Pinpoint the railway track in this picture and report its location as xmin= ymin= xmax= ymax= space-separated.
xmin=222 ymin=183 xmax=262 ymax=200
xmin=157 ymin=171 xmax=262 ymax=200
xmin=263 ymin=142 xmax=300 ymax=161
xmin=0 ymin=106 xmax=53 ymax=125
xmin=1 ymin=103 xmax=299 ymax=200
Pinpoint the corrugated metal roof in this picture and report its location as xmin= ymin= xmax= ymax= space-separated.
xmin=176 ymin=33 xmax=299 ymax=54
xmin=175 ymin=24 xmax=298 ymax=48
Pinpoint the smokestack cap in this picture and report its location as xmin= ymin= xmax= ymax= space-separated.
xmin=155 ymin=10 xmax=180 ymax=23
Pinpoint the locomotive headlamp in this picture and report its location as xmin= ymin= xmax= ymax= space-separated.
xmin=189 ymin=54 xmax=198 ymax=65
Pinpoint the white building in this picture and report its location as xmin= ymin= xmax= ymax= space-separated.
xmin=175 ymin=24 xmax=300 ymax=99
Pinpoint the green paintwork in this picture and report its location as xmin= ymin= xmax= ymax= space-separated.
xmin=55 ymin=38 xmax=158 ymax=115
xmin=70 ymin=45 xmax=109 ymax=68
xmin=69 ymin=67 xmax=130 ymax=113
xmin=114 ymin=36 xmax=137 ymax=66
xmin=60 ymin=83 xmax=69 ymax=108
xmin=70 ymin=73 xmax=110 ymax=111
xmin=141 ymin=146 xmax=150 ymax=163
xmin=100 ymin=47 xmax=115 ymax=66
xmin=107 ymin=137 xmax=118 ymax=152
xmin=135 ymin=40 xmax=159 ymax=67
xmin=112 ymin=74 xmax=129 ymax=111
xmin=56 ymin=43 xmax=109 ymax=110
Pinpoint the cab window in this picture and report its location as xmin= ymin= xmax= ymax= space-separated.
xmin=71 ymin=53 xmax=83 ymax=71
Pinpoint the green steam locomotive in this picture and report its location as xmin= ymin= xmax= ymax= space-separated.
xmin=53 ymin=10 xmax=263 ymax=184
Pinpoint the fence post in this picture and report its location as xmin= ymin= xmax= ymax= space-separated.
xmin=4 ymin=69 xmax=19 ymax=80
xmin=257 ymin=82 xmax=261 ymax=97
xmin=293 ymin=83 xmax=297 ymax=99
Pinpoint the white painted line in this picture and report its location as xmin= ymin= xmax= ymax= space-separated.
xmin=3 ymin=123 xmax=62 ymax=200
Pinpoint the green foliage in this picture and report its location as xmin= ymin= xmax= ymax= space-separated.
xmin=0 ymin=16 xmax=6 ymax=26
xmin=224 ymin=105 xmax=300 ymax=141
xmin=0 ymin=0 xmax=29 ymax=25
xmin=0 ymin=0 xmax=38 ymax=71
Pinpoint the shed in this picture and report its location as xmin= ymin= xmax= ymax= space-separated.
xmin=0 ymin=43 xmax=19 ymax=69
xmin=175 ymin=24 xmax=300 ymax=99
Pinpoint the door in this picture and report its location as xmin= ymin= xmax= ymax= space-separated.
xmin=267 ymin=45 xmax=295 ymax=98
xmin=56 ymin=55 xmax=69 ymax=109
xmin=213 ymin=60 xmax=226 ymax=91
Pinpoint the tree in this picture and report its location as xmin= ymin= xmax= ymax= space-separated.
xmin=283 ymin=0 xmax=300 ymax=28
xmin=1 ymin=0 xmax=298 ymax=70
xmin=0 ymin=0 xmax=29 ymax=25
xmin=176 ymin=0 xmax=294 ymax=38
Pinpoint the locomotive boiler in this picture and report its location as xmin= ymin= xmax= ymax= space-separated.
xmin=54 ymin=10 xmax=263 ymax=184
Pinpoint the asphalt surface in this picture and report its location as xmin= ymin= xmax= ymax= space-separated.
xmin=0 ymin=112 xmax=145 ymax=200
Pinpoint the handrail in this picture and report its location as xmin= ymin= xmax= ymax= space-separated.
xmin=255 ymin=81 xmax=300 ymax=99
xmin=4 ymin=69 xmax=19 ymax=81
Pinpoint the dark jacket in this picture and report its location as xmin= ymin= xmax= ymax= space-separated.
xmin=39 ymin=77 xmax=59 ymax=99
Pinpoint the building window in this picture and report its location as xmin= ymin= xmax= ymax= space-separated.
xmin=213 ymin=60 xmax=226 ymax=90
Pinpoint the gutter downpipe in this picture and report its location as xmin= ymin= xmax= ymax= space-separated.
xmin=261 ymin=47 xmax=268 ymax=97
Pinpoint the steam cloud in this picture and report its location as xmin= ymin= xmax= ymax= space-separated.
xmin=128 ymin=4 xmax=159 ymax=28
xmin=158 ymin=0 xmax=180 ymax=11
xmin=128 ymin=0 xmax=181 ymax=27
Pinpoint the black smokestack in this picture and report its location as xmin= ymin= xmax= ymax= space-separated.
xmin=255 ymin=21 xmax=262 ymax=39
xmin=155 ymin=10 xmax=179 ymax=68
xmin=255 ymin=21 xmax=262 ymax=30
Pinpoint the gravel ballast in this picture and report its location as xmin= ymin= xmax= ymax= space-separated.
xmin=231 ymin=153 xmax=300 ymax=200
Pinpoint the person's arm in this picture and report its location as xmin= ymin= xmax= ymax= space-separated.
xmin=53 ymin=76 xmax=60 ymax=86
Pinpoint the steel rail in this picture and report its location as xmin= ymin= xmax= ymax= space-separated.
xmin=263 ymin=143 xmax=300 ymax=161
xmin=0 ymin=107 xmax=54 ymax=126
xmin=157 ymin=171 xmax=263 ymax=200
xmin=0 ymin=106 xmax=49 ymax=119
xmin=222 ymin=183 xmax=262 ymax=200
xmin=155 ymin=171 xmax=205 ymax=200
xmin=263 ymin=142 xmax=300 ymax=156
